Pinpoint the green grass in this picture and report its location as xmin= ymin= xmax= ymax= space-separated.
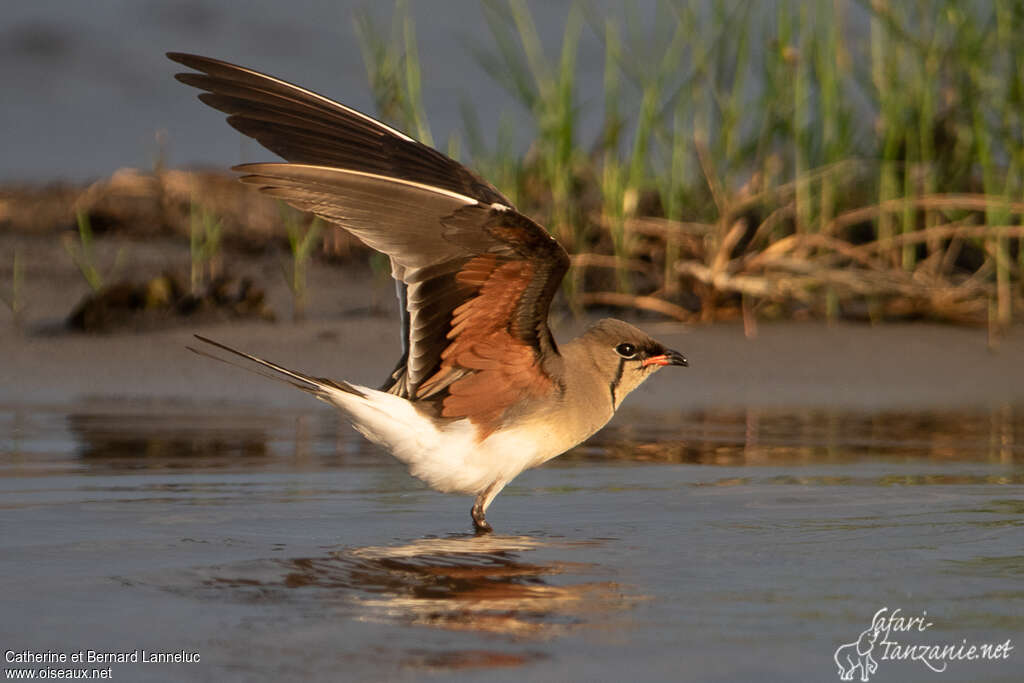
xmin=189 ymin=201 xmax=223 ymax=295
xmin=353 ymin=0 xmax=433 ymax=145
xmin=352 ymin=0 xmax=1023 ymax=326
xmin=64 ymin=212 xmax=123 ymax=293
xmin=281 ymin=207 xmax=323 ymax=322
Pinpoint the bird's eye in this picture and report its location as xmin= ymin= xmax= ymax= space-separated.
xmin=615 ymin=342 xmax=638 ymax=359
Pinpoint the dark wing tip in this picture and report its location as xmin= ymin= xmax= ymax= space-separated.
xmin=166 ymin=52 xmax=218 ymax=70
xmin=166 ymin=51 xmax=199 ymax=67
xmin=173 ymin=72 xmax=199 ymax=87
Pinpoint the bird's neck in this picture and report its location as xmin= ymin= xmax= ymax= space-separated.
xmin=553 ymin=337 xmax=617 ymax=437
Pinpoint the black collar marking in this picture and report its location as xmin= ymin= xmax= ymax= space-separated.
xmin=609 ymin=357 xmax=626 ymax=409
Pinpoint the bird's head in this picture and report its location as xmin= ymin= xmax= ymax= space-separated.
xmin=579 ymin=318 xmax=687 ymax=407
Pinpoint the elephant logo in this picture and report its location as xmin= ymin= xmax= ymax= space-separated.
xmin=834 ymin=625 xmax=882 ymax=681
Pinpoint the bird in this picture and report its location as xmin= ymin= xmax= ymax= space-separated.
xmin=168 ymin=52 xmax=688 ymax=533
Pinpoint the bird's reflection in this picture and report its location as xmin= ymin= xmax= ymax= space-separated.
xmin=204 ymin=534 xmax=641 ymax=638
xmin=67 ymin=412 xmax=271 ymax=468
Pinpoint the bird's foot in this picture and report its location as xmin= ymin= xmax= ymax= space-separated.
xmin=471 ymin=502 xmax=493 ymax=534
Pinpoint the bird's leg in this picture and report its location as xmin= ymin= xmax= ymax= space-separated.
xmin=471 ymin=497 xmax=492 ymax=534
xmin=470 ymin=480 xmax=505 ymax=534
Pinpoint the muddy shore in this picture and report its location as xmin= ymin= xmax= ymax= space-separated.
xmin=2 ymin=232 xmax=1022 ymax=415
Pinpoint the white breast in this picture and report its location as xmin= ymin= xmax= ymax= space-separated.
xmin=317 ymin=384 xmax=564 ymax=495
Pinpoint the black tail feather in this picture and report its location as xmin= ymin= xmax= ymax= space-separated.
xmin=188 ymin=334 xmax=364 ymax=398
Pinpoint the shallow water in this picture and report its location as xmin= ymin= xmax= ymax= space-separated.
xmin=1 ymin=404 xmax=1021 ymax=682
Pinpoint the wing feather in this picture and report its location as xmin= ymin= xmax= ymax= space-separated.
xmin=171 ymin=54 xmax=570 ymax=434
xmin=168 ymin=52 xmax=510 ymax=206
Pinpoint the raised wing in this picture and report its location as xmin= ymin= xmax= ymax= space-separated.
xmin=234 ymin=164 xmax=568 ymax=434
xmin=167 ymin=52 xmax=510 ymax=206
xmin=170 ymin=53 xmax=570 ymax=434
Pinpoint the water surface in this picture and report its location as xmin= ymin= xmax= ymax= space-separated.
xmin=1 ymin=404 xmax=1021 ymax=681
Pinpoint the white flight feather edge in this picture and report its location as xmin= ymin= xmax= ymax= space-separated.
xmin=233 ymin=162 xmax=513 ymax=210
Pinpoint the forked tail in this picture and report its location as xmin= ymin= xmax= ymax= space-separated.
xmin=187 ymin=334 xmax=365 ymax=398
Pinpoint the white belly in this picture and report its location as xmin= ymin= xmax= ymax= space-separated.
xmin=319 ymin=384 xmax=566 ymax=495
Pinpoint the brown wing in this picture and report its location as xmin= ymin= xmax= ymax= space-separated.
xmin=170 ymin=54 xmax=570 ymax=435
xmin=233 ymin=164 xmax=569 ymax=433
xmin=421 ymin=258 xmax=556 ymax=433
xmin=167 ymin=52 xmax=510 ymax=206
xmin=416 ymin=211 xmax=570 ymax=435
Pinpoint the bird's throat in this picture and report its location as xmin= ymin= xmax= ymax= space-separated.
xmin=608 ymin=357 xmax=626 ymax=410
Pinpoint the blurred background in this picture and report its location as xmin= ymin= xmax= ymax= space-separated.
xmin=3 ymin=0 xmax=1023 ymax=334
xmin=1 ymin=0 xmax=594 ymax=182
xmin=3 ymin=4 xmax=1023 ymax=682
